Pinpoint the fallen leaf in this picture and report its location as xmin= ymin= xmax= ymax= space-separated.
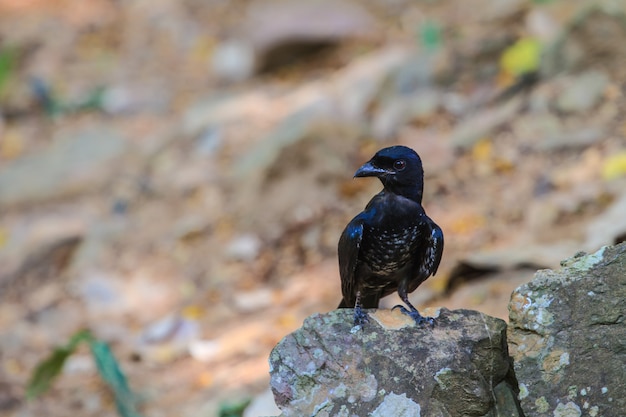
xmin=182 ymin=304 xmax=204 ymax=320
xmin=0 ymin=227 xmax=7 ymax=248
xmin=450 ymin=214 xmax=487 ymax=235
xmin=471 ymin=138 xmax=493 ymax=162
xmin=602 ymin=152 xmax=626 ymax=180
xmin=500 ymin=38 xmax=541 ymax=77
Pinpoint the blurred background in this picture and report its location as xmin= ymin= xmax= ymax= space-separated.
xmin=1 ymin=0 xmax=625 ymax=416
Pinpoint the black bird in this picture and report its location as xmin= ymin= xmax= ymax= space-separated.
xmin=338 ymin=146 xmax=444 ymax=326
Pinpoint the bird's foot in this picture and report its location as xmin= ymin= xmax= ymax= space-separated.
xmin=353 ymin=305 xmax=369 ymax=327
xmin=351 ymin=291 xmax=369 ymax=328
xmin=393 ymin=305 xmax=435 ymax=328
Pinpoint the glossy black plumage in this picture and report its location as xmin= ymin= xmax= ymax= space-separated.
xmin=338 ymin=146 xmax=444 ymax=326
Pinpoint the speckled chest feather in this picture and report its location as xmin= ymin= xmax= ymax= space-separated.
xmin=360 ymin=221 xmax=422 ymax=275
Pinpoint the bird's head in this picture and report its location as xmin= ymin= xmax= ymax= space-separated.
xmin=354 ymin=145 xmax=424 ymax=202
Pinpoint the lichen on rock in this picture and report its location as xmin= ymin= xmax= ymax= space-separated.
xmin=270 ymin=308 xmax=521 ymax=416
xmin=508 ymin=243 xmax=626 ymax=416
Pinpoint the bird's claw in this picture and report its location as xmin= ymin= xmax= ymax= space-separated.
xmin=393 ymin=305 xmax=435 ymax=328
xmin=353 ymin=305 xmax=369 ymax=327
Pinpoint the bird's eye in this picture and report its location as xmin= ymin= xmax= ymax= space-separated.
xmin=393 ymin=160 xmax=406 ymax=171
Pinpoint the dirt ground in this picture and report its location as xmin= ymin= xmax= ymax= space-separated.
xmin=1 ymin=1 xmax=625 ymax=416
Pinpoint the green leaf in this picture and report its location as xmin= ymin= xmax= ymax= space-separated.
xmin=26 ymin=348 xmax=71 ymax=399
xmin=74 ymin=86 xmax=106 ymax=111
xmin=419 ymin=20 xmax=443 ymax=51
xmin=219 ymin=398 xmax=252 ymax=417
xmin=0 ymin=46 xmax=17 ymax=96
xmin=26 ymin=329 xmax=94 ymax=399
xmin=89 ymin=339 xmax=142 ymax=417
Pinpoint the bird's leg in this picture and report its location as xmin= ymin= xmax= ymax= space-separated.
xmin=393 ymin=282 xmax=434 ymax=327
xmin=353 ymin=290 xmax=369 ymax=326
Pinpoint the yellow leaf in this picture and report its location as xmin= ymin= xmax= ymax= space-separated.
xmin=602 ymin=152 xmax=626 ymax=180
xmin=0 ymin=129 xmax=24 ymax=160
xmin=472 ymin=138 xmax=492 ymax=161
xmin=196 ymin=371 xmax=214 ymax=388
xmin=0 ymin=228 xmax=7 ymax=248
xmin=450 ymin=214 xmax=487 ymax=235
xmin=182 ymin=304 xmax=204 ymax=319
xmin=428 ymin=274 xmax=449 ymax=294
xmin=276 ymin=313 xmax=298 ymax=329
xmin=494 ymin=157 xmax=515 ymax=173
xmin=500 ymin=38 xmax=541 ymax=77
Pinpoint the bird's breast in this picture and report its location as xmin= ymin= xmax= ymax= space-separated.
xmin=361 ymin=223 xmax=421 ymax=275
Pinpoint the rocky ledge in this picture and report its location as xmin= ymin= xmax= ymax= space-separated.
xmin=269 ymin=242 xmax=626 ymax=417
xmin=270 ymin=308 xmax=521 ymax=416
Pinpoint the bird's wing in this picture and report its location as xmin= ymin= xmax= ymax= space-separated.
xmin=407 ymin=218 xmax=444 ymax=294
xmin=424 ymin=219 xmax=444 ymax=276
xmin=338 ymin=216 xmax=364 ymax=306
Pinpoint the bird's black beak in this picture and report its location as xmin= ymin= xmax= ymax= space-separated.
xmin=354 ymin=161 xmax=389 ymax=178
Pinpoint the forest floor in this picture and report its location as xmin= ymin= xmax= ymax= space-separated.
xmin=1 ymin=1 xmax=625 ymax=416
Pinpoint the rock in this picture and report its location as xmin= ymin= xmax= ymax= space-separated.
xmin=194 ymin=126 xmax=222 ymax=156
xmin=136 ymin=316 xmax=201 ymax=364
xmin=371 ymin=89 xmax=442 ymax=140
xmin=101 ymin=85 xmax=134 ymax=114
xmin=333 ymin=46 xmax=414 ymax=122
xmin=100 ymin=84 xmax=170 ymax=115
xmin=182 ymin=92 xmax=238 ymax=137
xmin=211 ymin=0 xmax=379 ymax=79
xmin=0 ymin=214 xmax=84 ymax=298
xmin=534 ymin=127 xmax=603 ymax=151
xmin=508 ymin=243 xmax=626 ymax=416
xmin=555 ymin=70 xmax=609 ymax=114
xmin=0 ymin=127 xmax=129 ymax=208
xmin=270 ymin=308 xmax=522 ymax=416
xmin=391 ymin=53 xmax=439 ymax=92
xmin=233 ymin=287 xmax=275 ymax=313
xmin=398 ymin=128 xmax=456 ymax=175
xmin=170 ymin=215 xmax=212 ymax=242
xmin=231 ymin=126 xmax=360 ymax=238
xmin=232 ymin=99 xmax=334 ymax=180
xmin=226 ymin=234 xmax=262 ymax=262
xmin=76 ymin=266 xmax=181 ymax=327
xmin=449 ymin=97 xmax=522 ymax=149
xmin=190 ymin=45 xmax=412 ymax=140
xmin=244 ymin=0 xmax=378 ymax=70
xmin=526 ymin=9 xmax=560 ymax=42
xmin=477 ymin=0 xmax=525 ymax=22
xmin=441 ymin=92 xmax=470 ymax=116
xmin=511 ymin=113 xmax=603 ymax=151
xmin=211 ymin=39 xmax=257 ymax=82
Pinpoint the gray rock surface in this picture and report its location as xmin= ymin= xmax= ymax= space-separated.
xmin=555 ymin=70 xmax=608 ymax=114
xmin=0 ymin=127 xmax=128 ymax=208
xmin=0 ymin=216 xmax=85 ymax=297
xmin=508 ymin=243 xmax=626 ymax=417
xmin=270 ymin=308 xmax=522 ymax=417
xmin=449 ymin=97 xmax=522 ymax=149
xmin=243 ymin=0 xmax=378 ymax=54
xmin=211 ymin=0 xmax=380 ymax=81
